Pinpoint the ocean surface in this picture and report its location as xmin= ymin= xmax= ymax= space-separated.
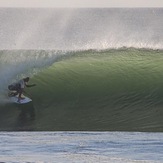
xmin=0 ymin=132 xmax=163 ymax=163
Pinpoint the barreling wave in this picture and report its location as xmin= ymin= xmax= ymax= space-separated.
xmin=1 ymin=48 xmax=163 ymax=131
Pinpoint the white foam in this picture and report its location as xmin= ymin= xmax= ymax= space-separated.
xmin=0 ymin=132 xmax=162 ymax=163
xmin=0 ymin=50 xmax=64 ymax=100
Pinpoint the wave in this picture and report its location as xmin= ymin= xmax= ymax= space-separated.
xmin=1 ymin=48 xmax=163 ymax=131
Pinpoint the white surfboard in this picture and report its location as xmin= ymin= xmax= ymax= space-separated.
xmin=10 ymin=95 xmax=32 ymax=104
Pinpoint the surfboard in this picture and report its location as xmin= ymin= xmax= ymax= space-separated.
xmin=10 ymin=94 xmax=32 ymax=104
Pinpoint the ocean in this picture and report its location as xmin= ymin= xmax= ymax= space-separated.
xmin=0 ymin=8 xmax=163 ymax=162
xmin=0 ymin=132 xmax=163 ymax=163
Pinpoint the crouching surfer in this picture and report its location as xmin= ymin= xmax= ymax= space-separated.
xmin=8 ymin=77 xmax=36 ymax=102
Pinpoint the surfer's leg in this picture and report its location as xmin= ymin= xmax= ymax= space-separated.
xmin=8 ymin=91 xmax=18 ymax=96
xmin=13 ymin=92 xmax=18 ymax=96
xmin=18 ymin=89 xmax=25 ymax=99
xmin=8 ymin=85 xmax=18 ymax=96
xmin=8 ymin=92 xmax=18 ymax=97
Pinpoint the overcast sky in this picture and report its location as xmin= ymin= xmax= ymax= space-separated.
xmin=0 ymin=0 xmax=163 ymax=8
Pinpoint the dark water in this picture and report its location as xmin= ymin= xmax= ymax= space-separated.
xmin=1 ymin=48 xmax=163 ymax=131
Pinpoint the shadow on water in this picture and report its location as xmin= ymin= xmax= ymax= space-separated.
xmin=15 ymin=102 xmax=36 ymax=131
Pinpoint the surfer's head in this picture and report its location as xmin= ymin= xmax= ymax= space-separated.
xmin=24 ymin=77 xmax=30 ymax=82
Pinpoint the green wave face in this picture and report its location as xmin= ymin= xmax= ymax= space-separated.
xmin=1 ymin=49 xmax=163 ymax=131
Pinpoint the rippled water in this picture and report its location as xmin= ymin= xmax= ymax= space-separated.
xmin=0 ymin=132 xmax=163 ymax=162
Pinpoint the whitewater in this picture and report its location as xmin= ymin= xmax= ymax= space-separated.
xmin=0 ymin=132 xmax=163 ymax=163
xmin=1 ymin=8 xmax=163 ymax=162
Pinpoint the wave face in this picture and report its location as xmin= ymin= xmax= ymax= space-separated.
xmin=1 ymin=48 xmax=163 ymax=131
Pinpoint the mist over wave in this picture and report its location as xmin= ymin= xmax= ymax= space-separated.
xmin=0 ymin=8 xmax=163 ymax=50
xmin=0 ymin=50 xmax=66 ymax=95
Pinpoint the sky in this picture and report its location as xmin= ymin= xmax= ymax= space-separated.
xmin=0 ymin=0 xmax=163 ymax=8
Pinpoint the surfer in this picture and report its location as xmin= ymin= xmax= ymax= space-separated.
xmin=8 ymin=77 xmax=36 ymax=102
